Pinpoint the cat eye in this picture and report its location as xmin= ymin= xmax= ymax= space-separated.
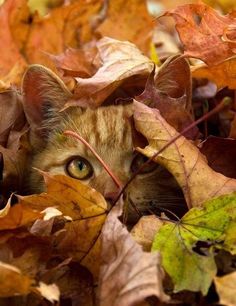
xmin=66 ymin=157 xmax=93 ymax=180
xmin=131 ymin=154 xmax=158 ymax=174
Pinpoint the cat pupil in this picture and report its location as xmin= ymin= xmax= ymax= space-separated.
xmin=77 ymin=161 xmax=85 ymax=171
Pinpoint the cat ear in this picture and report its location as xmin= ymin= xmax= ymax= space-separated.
xmin=22 ymin=64 xmax=72 ymax=128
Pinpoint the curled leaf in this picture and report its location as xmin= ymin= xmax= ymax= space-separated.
xmin=133 ymin=101 xmax=236 ymax=208
xmin=97 ymin=201 xmax=169 ymax=306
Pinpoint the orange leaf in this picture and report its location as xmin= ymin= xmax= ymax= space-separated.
xmin=164 ymin=3 xmax=236 ymax=65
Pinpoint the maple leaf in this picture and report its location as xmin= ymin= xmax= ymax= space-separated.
xmin=152 ymin=192 xmax=236 ymax=294
xmin=97 ymin=200 xmax=169 ymax=306
xmin=70 ymin=37 xmax=153 ymax=108
xmin=24 ymin=0 xmax=103 ymax=68
xmin=163 ymin=3 xmax=236 ymax=65
xmin=192 ymin=56 xmax=236 ymax=89
xmin=96 ymin=0 xmax=154 ymax=54
xmin=214 ymin=272 xmax=236 ymax=306
xmin=18 ymin=173 xmax=109 ymax=278
xmin=133 ymin=101 xmax=236 ymax=208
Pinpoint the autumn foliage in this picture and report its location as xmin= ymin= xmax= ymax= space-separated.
xmin=0 ymin=0 xmax=236 ymax=305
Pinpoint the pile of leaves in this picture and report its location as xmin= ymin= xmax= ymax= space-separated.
xmin=0 ymin=0 xmax=236 ymax=305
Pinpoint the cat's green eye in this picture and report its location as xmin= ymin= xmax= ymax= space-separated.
xmin=131 ymin=154 xmax=158 ymax=174
xmin=66 ymin=157 xmax=93 ymax=180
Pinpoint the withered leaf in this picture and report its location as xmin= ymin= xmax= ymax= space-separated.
xmin=71 ymin=37 xmax=153 ymax=108
xmin=163 ymin=3 xmax=236 ymax=65
xmin=192 ymin=56 xmax=236 ymax=89
xmin=97 ymin=200 xmax=169 ymax=306
xmin=18 ymin=173 xmax=108 ymax=278
xmin=133 ymin=101 xmax=236 ymax=208
xmin=96 ymin=0 xmax=154 ymax=54
xmin=0 ymin=262 xmax=34 ymax=297
xmin=131 ymin=215 xmax=163 ymax=252
xmin=24 ymin=0 xmax=103 ymax=69
xmin=0 ymin=0 xmax=28 ymax=80
xmin=136 ymin=55 xmax=198 ymax=139
xmin=200 ymin=136 xmax=236 ymax=179
xmin=214 ymin=272 xmax=236 ymax=306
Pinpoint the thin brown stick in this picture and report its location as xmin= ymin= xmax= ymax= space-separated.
xmin=63 ymin=130 xmax=123 ymax=189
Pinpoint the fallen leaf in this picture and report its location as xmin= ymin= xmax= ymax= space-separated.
xmin=0 ymin=0 xmax=28 ymax=79
xmin=18 ymin=173 xmax=109 ymax=278
xmin=97 ymin=200 xmax=169 ymax=306
xmin=131 ymin=215 xmax=163 ymax=251
xmin=96 ymin=0 xmax=154 ymax=54
xmin=48 ymin=46 xmax=96 ymax=78
xmin=152 ymin=192 xmax=236 ymax=294
xmin=24 ymin=0 xmax=103 ymax=68
xmin=0 ymin=202 xmax=42 ymax=230
xmin=36 ymin=282 xmax=60 ymax=303
xmin=133 ymin=101 xmax=236 ymax=208
xmin=192 ymin=56 xmax=236 ymax=89
xmin=136 ymin=55 xmax=198 ymax=139
xmin=0 ymin=261 xmax=34 ymax=297
xmin=71 ymin=37 xmax=153 ymax=107
xmin=200 ymin=136 xmax=236 ymax=178
xmin=163 ymin=3 xmax=236 ymax=65
xmin=214 ymin=272 xmax=236 ymax=306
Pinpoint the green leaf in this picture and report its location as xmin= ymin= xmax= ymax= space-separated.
xmin=152 ymin=192 xmax=236 ymax=295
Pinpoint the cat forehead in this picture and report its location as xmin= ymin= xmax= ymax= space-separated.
xmin=59 ymin=104 xmax=134 ymax=151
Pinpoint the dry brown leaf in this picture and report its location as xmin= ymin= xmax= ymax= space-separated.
xmin=0 ymin=0 xmax=28 ymax=79
xmin=18 ymin=173 xmax=109 ymax=278
xmin=48 ymin=46 xmax=96 ymax=78
xmin=96 ymin=0 xmax=154 ymax=54
xmin=133 ymin=101 xmax=236 ymax=208
xmin=0 ymin=262 xmax=34 ymax=297
xmin=36 ymin=282 xmax=60 ymax=303
xmin=97 ymin=200 xmax=169 ymax=306
xmin=214 ymin=272 xmax=236 ymax=306
xmin=24 ymin=0 xmax=103 ymax=69
xmin=131 ymin=215 xmax=163 ymax=252
xmin=192 ymin=56 xmax=236 ymax=89
xmin=71 ymin=37 xmax=153 ymax=107
xmin=136 ymin=55 xmax=198 ymax=139
xmin=164 ymin=3 xmax=236 ymax=65
xmin=0 ymin=202 xmax=42 ymax=230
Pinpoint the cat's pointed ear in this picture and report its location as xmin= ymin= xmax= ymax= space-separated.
xmin=22 ymin=64 xmax=72 ymax=128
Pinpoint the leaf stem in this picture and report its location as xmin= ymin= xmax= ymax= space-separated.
xmin=63 ymin=130 xmax=123 ymax=190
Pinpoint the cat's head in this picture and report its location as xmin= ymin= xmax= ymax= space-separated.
xmin=22 ymin=65 xmax=186 ymax=222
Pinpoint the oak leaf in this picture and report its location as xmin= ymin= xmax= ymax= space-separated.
xmin=163 ymin=3 xmax=236 ymax=65
xmin=152 ymin=192 xmax=236 ymax=294
xmin=97 ymin=201 xmax=169 ymax=306
xmin=133 ymin=101 xmax=236 ymax=208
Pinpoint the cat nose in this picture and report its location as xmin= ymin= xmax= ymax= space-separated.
xmin=104 ymin=191 xmax=120 ymax=203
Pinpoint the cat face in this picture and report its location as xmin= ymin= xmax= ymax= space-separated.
xmin=22 ymin=65 xmax=186 ymax=223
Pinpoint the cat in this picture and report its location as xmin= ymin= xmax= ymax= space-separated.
xmin=22 ymin=65 xmax=187 ymax=223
